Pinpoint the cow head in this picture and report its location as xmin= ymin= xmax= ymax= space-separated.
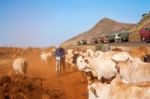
xmin=111 ymin=58 xmax=130 ymax=74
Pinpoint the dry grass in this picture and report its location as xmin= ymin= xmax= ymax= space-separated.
xmin=0 ymin=75 xmax=66 ymax=99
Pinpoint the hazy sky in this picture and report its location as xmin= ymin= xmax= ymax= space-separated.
xmin=0 ymin=0 xmax=149 ymax=47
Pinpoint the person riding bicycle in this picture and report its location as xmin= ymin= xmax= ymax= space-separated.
xmin=55 ymin=45 xmax=66 ymax=75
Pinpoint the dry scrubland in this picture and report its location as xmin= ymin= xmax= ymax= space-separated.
xmin=0 ymin=47 xmax=87 ymax=99
xmin=0 ymin=45 xmax=150 ymax=98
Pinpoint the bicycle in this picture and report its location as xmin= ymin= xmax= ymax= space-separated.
xmin=56 ymin=56 xmax=64 ymax=76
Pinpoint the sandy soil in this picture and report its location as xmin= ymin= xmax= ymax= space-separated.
xmin=0 ymin=52 xmax=88 ymax=99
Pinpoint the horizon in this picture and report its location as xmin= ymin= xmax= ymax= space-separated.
xmin=0 ymin=0 xmax=150 ymax=47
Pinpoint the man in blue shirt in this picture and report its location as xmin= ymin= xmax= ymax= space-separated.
xmin=55 ymin=45 xmax=66 ymax=75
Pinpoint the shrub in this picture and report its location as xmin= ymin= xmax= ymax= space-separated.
xmin=95 ymin=43 xmax=104 ymax=51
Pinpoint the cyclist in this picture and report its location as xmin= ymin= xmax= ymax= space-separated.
xmin=55 ymin=45 xmax=66 ymax=75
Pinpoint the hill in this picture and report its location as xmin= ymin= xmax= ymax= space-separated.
xmin=62 ymin=18 xmax=135 ymax=47
xmin=129 ymin=11 xmax=150 ymax=41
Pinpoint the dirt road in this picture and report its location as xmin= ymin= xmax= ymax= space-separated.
xmin=0 ymin=53 xmax=88 ymax=99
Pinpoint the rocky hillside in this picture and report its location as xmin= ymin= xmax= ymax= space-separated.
xmin=129 ymin=11 xmax=150 ymax=41
xmin=62 ymin=18 xmax=135 ymax=47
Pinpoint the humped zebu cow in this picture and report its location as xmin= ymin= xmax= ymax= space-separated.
xmin=65 ymin=48 xmax=94 ymax=71
xmin=112 ymin=57 xmax=150 ymax=83
xmin=81 ymin=50 xmax=133 ymax=83
xmin=65 ymin=49 xmax=77 ymax=70
xmin=13 ymin=57 xmax=28 ymax=76
xmin=72 ymin=46 xmax=134 ymax=83
xmin=88 ymin=76 xmax=150 ymax=99
xmin=40 ymin=51 xmax=52 ymax=64
xmin=71 ymin=51 xmax=98 ymax=83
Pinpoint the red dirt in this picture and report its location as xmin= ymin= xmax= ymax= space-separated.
xmin=0 ymin=52 xmax=88 ymax=99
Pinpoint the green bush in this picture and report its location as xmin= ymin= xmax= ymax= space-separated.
xmin=95 ymin=43 xmax=104 ymax=51
xmin=95 ymin=43 xmax=111 ymax=52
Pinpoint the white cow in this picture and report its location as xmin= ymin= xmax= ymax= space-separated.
xmin=65 ymin=48 xmax=89 ymax=70
xmin=84 ymin=51 xmax=118 ymax=80
xmin=88 ymin=81 xmax=109 ymax=99
xmin=78 ymin=50 xmax=133 ymax=82
xmin=74 ymin=54 xmax=98 ymax=82
xmin=13 ymin=57 xmax=28 ymax=75
xmin=65 ymin=49 xmax=76 ymax=69
xmin=40 ymin=51 xmax=52 ymax=64
xmin=88 ymin=77 xmax=150 ymax=99
xmin=112 ymin=57 xmax=150 ymax=83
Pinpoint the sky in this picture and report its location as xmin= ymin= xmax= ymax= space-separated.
xmin=0 ymin=0 xmax=149 ymax=47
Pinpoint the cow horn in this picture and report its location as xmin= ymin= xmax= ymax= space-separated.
xmin=125 ymin=58 xmax=129 ymax=62
xmin=90 ymin=87 xmax=99 ymax=98
xmin=111 ymin=58 xmax=118 ymax=64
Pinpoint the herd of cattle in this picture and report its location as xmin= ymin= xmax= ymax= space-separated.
xmin=11 ymin=46 xmax=150 ymax=99
xmin=64 ymin=46 xmax=150 ymax=99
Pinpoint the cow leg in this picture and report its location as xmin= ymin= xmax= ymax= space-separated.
xmin=81 ymin=71 xmax=87 ymax=83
